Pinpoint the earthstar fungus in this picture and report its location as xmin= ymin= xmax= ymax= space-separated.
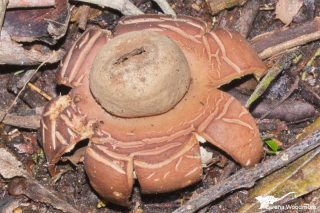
xmin=41 ymin=14 xmax=267 ymax=206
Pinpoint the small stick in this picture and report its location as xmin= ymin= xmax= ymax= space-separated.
xmin=27 ymin=83 xmax=52 ymax=101
xmin=232 ymin=0 xmax=260 ymax=38
xmin=251 ymin=17 xmax=320 ymax=59
xmin=245 ymin=49 xmax=300 ymax=108
xmin=0 ymin=0 xmax=9 ymax=32
xmin=291 ymin=43 xmax=319 ymax=76
xmin=287 ymin=71 xmax=320 ymax=103
xmin=260 ymin=76 xmax=300 ymax=119
xmin=7 ymin=0 xmax=55 ymax=8
xmin=0 ymin=59 xmax=49 ymax=124
xmin=16 ymin=69 xmax=36 ymax=89
xmin=173 ymin=129 xmax=320 ymax=213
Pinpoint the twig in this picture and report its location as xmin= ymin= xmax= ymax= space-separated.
xmin=251 ymin=17 xmax=320 ymax=59
xmin=173 ymin=129 xmax=320 ymax=213
xmin=260 ymin=76 xmax=300 ymax=119
xmin=216 ymin=161 xmax=237 ymax=183
xmin=228 ymin=89 xmax=315 ymax=123
xmin=245 ymin=49 xmax=300 ymax=107
xmin=0 ymin=60 xmax=49 ymax=124
xmin=291 ymin=43 xmax=319 ymax=76
xmin=232 ymin=0 xmax=260 ymax=38
xmin=16 ymin=69 xmax=35 ymax=89
xmin=27 ymin=83 xmax=52 ymax=101
xmin=299 ymin=79 xmax=320 ymax=101
xmin=7 ymin=0 xmax=55 ymax=8
xmin=287 ymin=70 xmax=320 ymax=103
xmin=0 ymin=0 xmax=9 ymax=32
xmin=188 ymin=161 xmax=237 ymax=213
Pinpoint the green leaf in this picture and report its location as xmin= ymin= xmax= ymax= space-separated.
xmin=265 ymin=139 xmax=279 ymax=153
xmin=14 ymin=70 xmax=25 ymax=75
xmin=245 ymin=51 xmax=299 ymax=107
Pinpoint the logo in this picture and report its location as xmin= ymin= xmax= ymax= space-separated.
xmin=255 ymin=192 xmax=295 ymax=209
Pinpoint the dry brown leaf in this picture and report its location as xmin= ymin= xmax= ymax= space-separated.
xmin=0 ymin=148 xmax=80 ymax=213
xmin=4 ymin=0 xmax=70 ymax=44
xmin=275 ymin=0 xmax=303 ymax=26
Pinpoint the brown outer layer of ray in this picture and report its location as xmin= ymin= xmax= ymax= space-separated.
xmin=42 ymin=14 xmax=267 ymax=206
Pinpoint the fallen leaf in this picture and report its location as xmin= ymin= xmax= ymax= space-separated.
xmin=4 ymin=0 xmax=70 ymax=44
xmin=239 ymin=150 xmax=319 ymax=212
xmin=0 ymin=148 xmax=80 ymax=213
xmin=63 ymin=146 xmax=87 ymax=165
xmin=275 ymin=0 xmax=303 ymax=26
xmin=239 ymin=117 xmax=320 ymax=212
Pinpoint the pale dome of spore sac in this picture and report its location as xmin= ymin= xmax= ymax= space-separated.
xmin=89 ymin=30 xmax=191 ymax=118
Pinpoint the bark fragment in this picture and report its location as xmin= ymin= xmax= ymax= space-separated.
xmin=4 ymin=0 xmax=70 ymax=44
xmin=0 ymin=29 xmax=65 ymax=65
xmin=251 ymin=17 xmax=320 ymax=59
